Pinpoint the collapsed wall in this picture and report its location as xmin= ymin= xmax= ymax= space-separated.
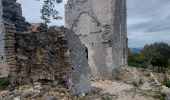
xmin=13 ymin=25 xmax=70 ymax=85
xmin=0 ymin=0 xmax=91 ymax=94
xmin=65 ymin=0 xmax=128 ymax=79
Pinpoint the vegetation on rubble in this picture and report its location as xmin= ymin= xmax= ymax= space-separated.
xmin=164 ymin=78 xmax=170 ymax=88
xmin=0 ymin=77 xmax=10 ymax=90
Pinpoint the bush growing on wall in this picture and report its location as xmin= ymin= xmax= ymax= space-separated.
xmin=0 ymin=77 xmax=10 ymax=90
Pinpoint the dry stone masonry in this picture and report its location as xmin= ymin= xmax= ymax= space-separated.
xmin=13 ymin=25 xmax=69 ymax=85
xmin=65 ymin=0 xmax=128 ymax=79
xmin=0 ymin=0 xmax=91 ymax=94
xmin=0 ymin=0 xmax=7 ymax=76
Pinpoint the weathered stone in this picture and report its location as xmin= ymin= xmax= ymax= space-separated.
xmin=112 ymin=66 xmax=141 ymax=86
xmin=0 ymin=0 xmax=9 ymax=77
xmin=65 ymin=29 xmax=91 ymax=94
xmin=65 ymin=0 xmax=128 ymax=79
xmin=13 ymin=97 xmax=21 ymax=100
xmin=44 ymin=95 xmax=57 ymax=100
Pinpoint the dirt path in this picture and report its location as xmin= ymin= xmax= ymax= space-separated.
xmin=92 ymin=80 xmax=133 ymax=94
xmin=91 ymin=80 xmax=157 ymax=100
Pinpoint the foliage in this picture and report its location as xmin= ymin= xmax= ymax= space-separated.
xmin=141 ymin=42 xmax=170 ymax=68
xmin=164 ymin=78 xmax=170 ymax=88
xmin=153 ymin=92 xmax=166 ymax=100
xmin=0 ymin=77 xmax=10 ymax=90
xmin=128 ymin=42 xmax=170 ymax=71
xmin=168 ymin=59 xmax=170 ymax=68
xmin=101 ymin=96 xmax=112 ymax=100
xmin=128 ymin=51 xmax=148 ymax=68
xmin=36 ymin=0 xmax=63 ymax=23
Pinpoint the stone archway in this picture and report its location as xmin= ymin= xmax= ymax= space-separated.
xmin=72 ymin=12 xmax=114 ymax=78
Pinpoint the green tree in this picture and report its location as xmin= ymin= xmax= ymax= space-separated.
xmin=128 ymin=42 xmax=170 ymax=71
xmin=128 ymin=50 xmax=148 ymax=68
xmin=37 ymin=0 xmax=63 ymax=23
xmin=142 ymin=42 xmax=170 ymax=73
xmin=141 ymin=42 xmax=170 ymax=69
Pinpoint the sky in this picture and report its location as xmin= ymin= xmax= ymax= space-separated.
xmin=17 ymin=0 xmax=170 ymax=48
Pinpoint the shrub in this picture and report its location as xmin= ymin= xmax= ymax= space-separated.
xmin=101 ymin=96 xmax=112 ymax=100
xmin=168 ymin=59 xmax=170 ymax=68
xmin=153 ymin=92 xmax=166 ymax=100
xmin=0 ymin=77 xmax=10 ymax=90
xmin=164 ymin=78 xmax=170 ymax=88
xmin=128 ymin=52 xmax=148 ymax=68
xmin=128 ymin=42 xmax=170 ymax=71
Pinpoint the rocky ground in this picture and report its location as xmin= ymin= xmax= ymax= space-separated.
xmin=91 ymin=79 xmax=166 ymax=100
xmin=0 ymin=67 xmax=170 ymax=100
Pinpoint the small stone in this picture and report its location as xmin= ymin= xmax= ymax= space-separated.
xmin=14 ymin=97 xmax=21 ymax=100
xmin=21 ymin=92 xmax=31 ymax=98
xmin=81 ymin=93 xmax=85 ymax=97
xmin=44 ymin=95 xmax=57 ymax=100
xmin=32 ymin=92 xmax=42 ymax=98
xmin=132 ymin=74 xmax=141 ymax=87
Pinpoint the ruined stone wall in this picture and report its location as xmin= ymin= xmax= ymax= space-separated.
xmin=0 ymin=0 xmax=91 ymax=94
xmin=0 ymin=0 xmax=24 ymax=76
xmin=1 ymin=0 xmax=30 ymax=84
xmin=0 ymin=0 xmax=9 ymax=76
xmin=65 ymin=0 xmax=128 ymax=79
xmin=12 ymin=25 xmax=68 ymax=85
xmin=65 ymin=29 xmax=91 ymax=94
xmin=11 ymin=23 xmax=91 ymax=94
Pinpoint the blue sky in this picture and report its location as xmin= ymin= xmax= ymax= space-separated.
xmin=17 ymin=0 xmax=170 ymax=48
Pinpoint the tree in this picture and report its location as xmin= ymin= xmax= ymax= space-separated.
xmin=128 ymin=42 xmax=170 ymax=71
xmin=36 ymin=0 xmax=63 ymax=23
xmin=141 ymin=42 xmax=170 ymax=72
xmin=128 ymin=50 xmax=148 ymax=68
xmin=141 ymin=42 xmax=170 ymax=67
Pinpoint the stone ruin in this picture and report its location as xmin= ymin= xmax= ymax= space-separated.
xmin=65 ymin=0 xmax=128 ymax=79
xmin=0 ymin=0 xmax=91 ymax=94
xmin=0 ymin=0 xmax=127 ymax=94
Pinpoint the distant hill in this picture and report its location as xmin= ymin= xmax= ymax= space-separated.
xmin=130 ymin=48 xmax=142 ymax=53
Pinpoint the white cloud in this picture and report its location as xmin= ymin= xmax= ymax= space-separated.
xmin=127 ymin=0 xmax=170 ymax=48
